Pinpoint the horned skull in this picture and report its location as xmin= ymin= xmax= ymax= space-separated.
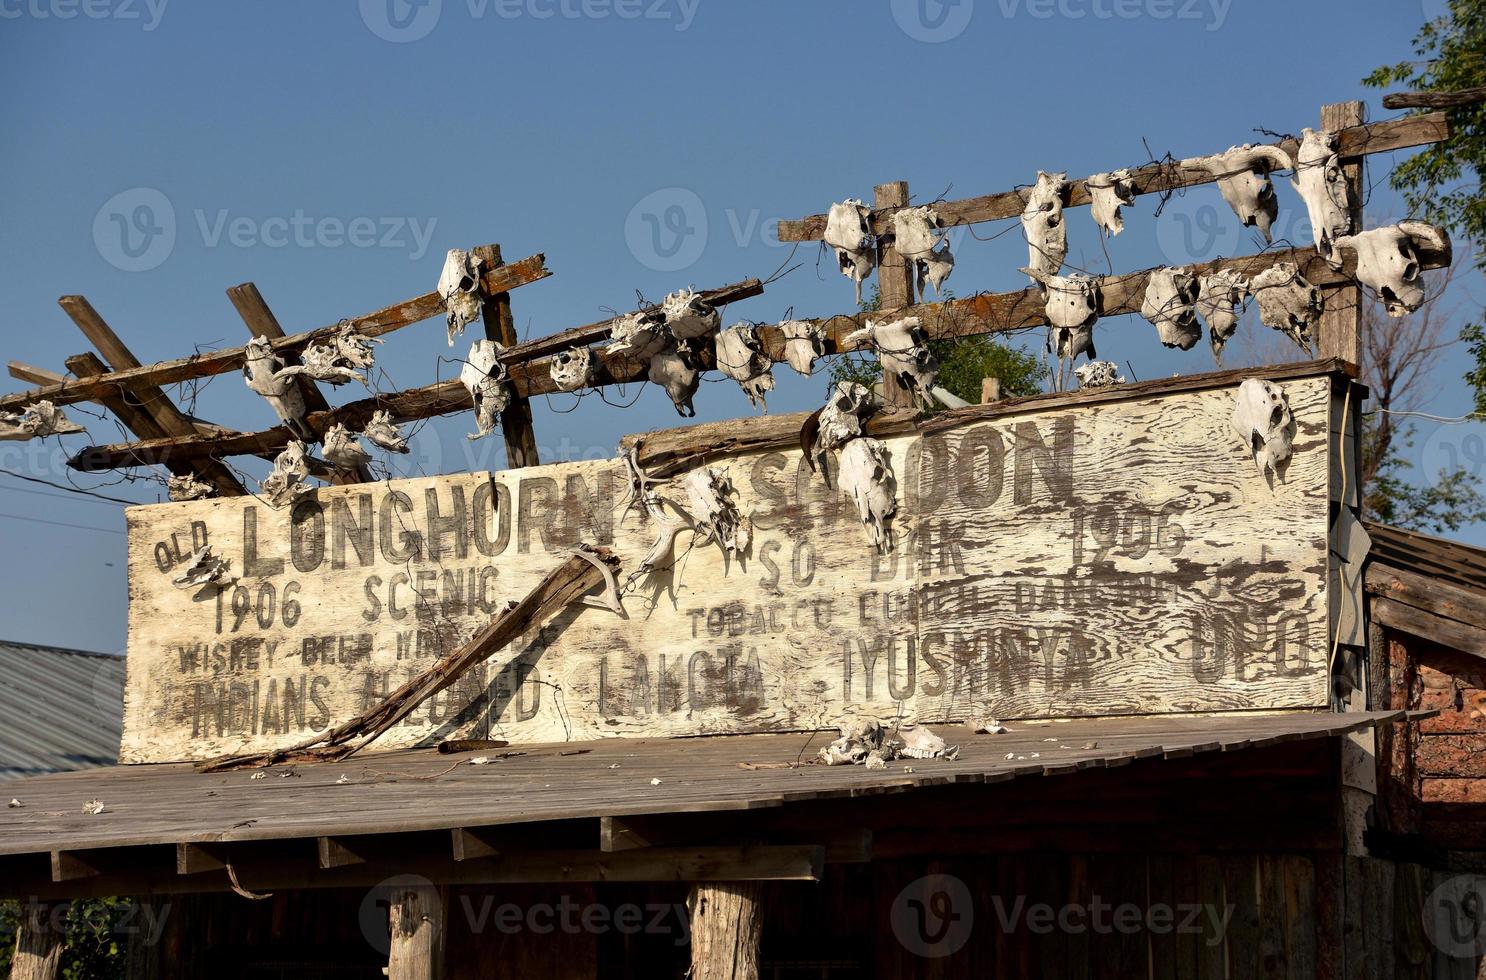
xmin=296 ymin=323 xmax=380 ymax=387
xmin=1021 ymin=170 xmax=1070 ymax=280
xmin=779 ymin=320 xmax=827 ymax=376
xmin=843 ymin=316 xmax=939 ymax=410
xmin=715 ymin=323 xmax=774 ymax=412
xmin=682 ymin=466 xmax=750 ymax=556
xmin=167 ymin=472 xmax=215 ymax=501
xmin=824 ymin=199 xmax=876 ymax=305
xmin=606 ymin=310 xmax=671 ymax=362
xmin=1023 ymin=268 xmax=1100 ymax=364
xmin=361 ymin=410 xmax=409 ymax=454
xmin=1291 ymin=128 xmax=1353 ymax=266
xmin=1231 ymin=378 xmax=1294 ymax=483
xmin=661 ymin=288 xmax=720 ymax=341
xmin=838 ymin=437 xmax=897 ymax=553
xmin=1186 ymin=144 xmax=1292 ymax=243
xmin=1250 ymin=263 xmax=1323 ymax=354
xmin=1196 ymin=269 xmax=1250 ymax=365
xmin=814 ymin=381 xmax=876 ymax=455
xmin=259 ymin=440 xmax=316 ymax=509
xmin=549 ymin=346 xmax=596 ymax=392
xmin=460 ymin=339 xmax=511 ymax=442
xmin=1331 ymin=221 xmax=1450 ymax=318
xmin=893 ymin=206 xmax=955 ymax=300
xmin=242 ymin=336 xmax=313 ymax=441
xmin=1088 ymin=169 xmax=1136 ymax=237
xmin=322 ymin=423 xmax=373 ymax=471
xmin=1074 ymin=361 xmax=1125 ymax=389
xmin=1141 ymin=267 xmax=1202 ymax=351
xmin=648 ymin=346 xmax=700 ymax=418
xmin=0 ymin=400 xmax=86 ymax=441
xmin=437 ymin=248 xmax=486 ymax=346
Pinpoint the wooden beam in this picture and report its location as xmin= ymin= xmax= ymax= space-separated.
xmin=11 ymin=902 xmax=64 ymax=980
xmin=1371 ymin=595 xmax=1486 ymax=660
xmin=1365 ymin=562 xmax=1486 ymax=632
xmin=317 ymin=836 xmax=366 ymax=869
xmin=474 ymin=244 xmax=540 ymax=469
xmin=50 ymin=850 xmax=100 ymax=883
xmin=1383 ymin=86 xmax=1486 ymax=110
xmin=875 ymin=181 xmax=918 ymax=410
xmin=175 ymin=842 xmax=226 ymax=875
xmin=688 ymin=882 xmax=762 ymax=980
xmin=449 ymin=827 xmax=501 ymax=862
xmin=227 ymin=281 xmax=372 ymax=484
xmin=1318 ymin=101 xmax=1366 ymax=366
xmin=7 ymin=362 xmax=64 ymax=387
xmin=386 ymin=883 xmax=445 ymax=980
xmin=776 ymin=112 xmax=1452 ymax=241
xmin=58 ymin=297 xmax=247 ymax=496
xmin=0 ymin=252 xmax=550 ymax=414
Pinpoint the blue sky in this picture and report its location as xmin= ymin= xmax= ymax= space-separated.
xmin=0 ymin=0 xmax=1480 ymax=653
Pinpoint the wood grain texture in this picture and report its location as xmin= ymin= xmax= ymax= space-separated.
xmin=120 ymin=372 xmax=1339 ymax=763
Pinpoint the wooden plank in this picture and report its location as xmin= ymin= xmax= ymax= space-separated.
xmin=117 ymin=375 xmax=1335 ymax=762
xmin=1365 ymin=562 xmax=1486 ymax=632
xmin=474 ymin=244 xmax=540 ymax=469
xmin=50 ymin=849 xmax=100 ymax=882
xmin=227 ymin=281 xmax=372 ymax=484
xmin=317 ymin=836 xmax=365 ymax=869
xmin=175 ymin=842 xmax=225 ymax=875
xmin=0 ymin=252 xmax=550 ymax=414
xmin=688 ymin=882 xmax=762 ymax=980
xmin=386 ymin=882 xmax=445 ymax=980
xmin=7 ymin=361 xmax=64 ymax=386
xmin=1318 ymin=102 xmax=1365 ymax=365
xmin=776 ymin=112 xmax=1451 ymax=240
xmin=1371 ymin=596 xmax=1486 ymax=659
xmin=1383 ymin=86 xmax=1486 ymax=110
xmin=449 ymin=828 xmax=500 ymax=862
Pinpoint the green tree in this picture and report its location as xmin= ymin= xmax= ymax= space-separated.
xmin=1 ymin=898 xmax=131 ymax=979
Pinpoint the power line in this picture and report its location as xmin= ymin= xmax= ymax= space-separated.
xmin=0 ymin=512 xmax=124 ymax=535
xmin=0 ymin=469 xmax=142 ymax=506
xmin=0 ymin=484 xmax=128 ymax=507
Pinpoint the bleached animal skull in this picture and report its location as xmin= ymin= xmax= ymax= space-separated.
xmin=1250 ymin=263 xmax=1324 ymax=354
xmin=0 ymin=400 xmax=86 ymax=441
xmin=824 ymin=199 xmax=876 ymax=305
xmin=1088 ymin=169 xmax=1136 ymax=236
xmin=894 ymin=723 xmax=949 ymax=760
xmin=843 ymin=316 xmax=939 ymax=410
xmin=438 ymin=248 xmax=486 ymax=346
xmin=1141 ymin=267 xmax=1202 ymax=351
xmin=361 ymin=410 xmax=409 ymax=454
xmin=1331 ymin=222 xmax=1450 ymax=318
xmin=1023 ymin=268 xmax=1100 ymax=363
xmin=606 ymin=310 xmax=670 ymax=362
xmin=715 ymin=323 xmax=774 ymax=412
xmin=893 ymin=206 xmax=954 ymax=300
xmin=1186 ymin=144 xmax=1293 ymax=243
xmin=460 ymin=339 xmax=511 ymax=442
xmin=295 ymin=324 xmax=380 ymax=387
xmin=779 ymin=320 xmax=827 ymax=376
xmin=1074 ymin=361 xmax=1125 ymax=389
xmin=242 ymin=336 xmax=313 ymax=440
xmin=1291 ymin=128 xmax=1353 ymax=266
xmin=167 ymin=473 xmax=215 ymax=501
xmin=648 ymin=346 xmax=700 ymax=418
xmin=549 ymin=346 xmax=595 ymax=392
xmin=172 ymin=546 xmax=233 ymax=590
xmin=838 ymin=437 xmax=897 ymax=553
xmin=818 ymin=720 xmax=884 ymax=766
xmin=661 ymin=288 xmax=720 ymax=341
xmin=682 ymin=466 xmax=750 ymax=556
xmin=814 ymin=382 xmax=875 ymax=454
xmin=1197 ymin=269 xmax=1250 ymax=365
xmin=1231 ymin=378 xmax=1294 ymax=482
xmin=322 ymin=423 xmax=373 ymax=471
xmin=1021 ymin=171 xmax=1069 ymax=280
xmin=259 ymin=441 xmax=316 ymax=509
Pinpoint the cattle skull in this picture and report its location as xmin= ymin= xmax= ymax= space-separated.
xmin=1331 ymin=221 xmax=1450 ymax=317
xmin=893 ymin=206 xmax=955 ymax=300
xmin=167 ymin=473 xmax=215 ymax=501
xmin=0 ymin=400 xmax=86 ymax=441
xmin=814 ymin=381 xmax=876 ymax=455
xmin=361 ymin=410 xmax=410 ymax=454
xmin=818 ymin=720 xmax=884 ymax=766
xmin=242 ymin=336 xmax=313 ymax=441
xmin=460 ymin=339 xmax=511 ymax=442
xmin=1088 ymin=169 xmax=1136 ymax=236
xmin=682 ymin=466 xmax=750 ymax=556
xmin=715 ymin=323 xmax=774 ymax=411
xmin=1074 ymin=360 xmax=1125 ymax=389
xmin=661 ymin=288 xmax=720 ymax=341
xmin=824 ymin=199 xmax=876 ymax=305
xmin=322 ymin=423 xmax=373 ymax=471
xmin=1196 ymin=269 xmax=1250 ymax=365
xmin=1141 ymin=267 xmax=1202 ymax=350
xmin=779 ymin=320 xmax=827 ymax=376
xmin=1186 ymin=144 xmax=1293 ymax=242
xmin=259 ymin=441 xmax=316 ymax=509
xmin=1231 ymin=378 xmax=1294 ymax=482
xmin=1023 ymin=268 xmax=1099 ymax=387
xmin=1021 ymin=171 xmax=1070 ymax=280
xmin=172 ymin=546 xmax=234 ymax=590
xmin=1291 ymin=128 xmax=1353 ymax=266
xmin=838 ymin=437 xmax=897 ymax=553
xmin=648 ymin=346 xmax=700 ymax=418
xmin=606 ymin=310 xmax=671 ymax=362
xmin=1250 ymin=263 xmax=1324 ymax=354
xmin=438 ymin=248 xmax=485 ymax=346
xmin=549 ymin=346 xmax=596 ymax=392
xmin=295 ymin=324 xmax=380 ymax=387
xmin=843 ymin=316 xmax=939 ymax=410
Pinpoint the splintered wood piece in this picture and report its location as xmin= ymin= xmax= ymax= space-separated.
xmin=7 ymin=362 xmax=65 ymax=386
xmin=198 ymin=547 xmax=617 ymax=771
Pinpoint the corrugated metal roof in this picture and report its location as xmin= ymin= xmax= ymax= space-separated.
xmin=0 ymin=639 xmax=124 ymax=780
xmin=1367 ymin=522 xmax=1486 ymax=595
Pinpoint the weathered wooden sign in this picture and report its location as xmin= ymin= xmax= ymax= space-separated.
xmin=122 ymin=369 xmax=1343 ymax=763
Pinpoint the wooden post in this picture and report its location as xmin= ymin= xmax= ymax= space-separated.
xmin=980 ymin=376 xmax=1001 ymax=404
xmin=11 ymin=902 xmax=63 ymax=980
xmin=473 ymin=244 xmax=540 ymax=469
xmin=687 ymin=882 xmax=762 ymax=980
xmin=874 ymin=182 xmax=918 ymax=410
xmin=1319 ymin=101 xmax=1366 ymax=368
xmin=387 ymin=884 xmax=445 ymax=980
